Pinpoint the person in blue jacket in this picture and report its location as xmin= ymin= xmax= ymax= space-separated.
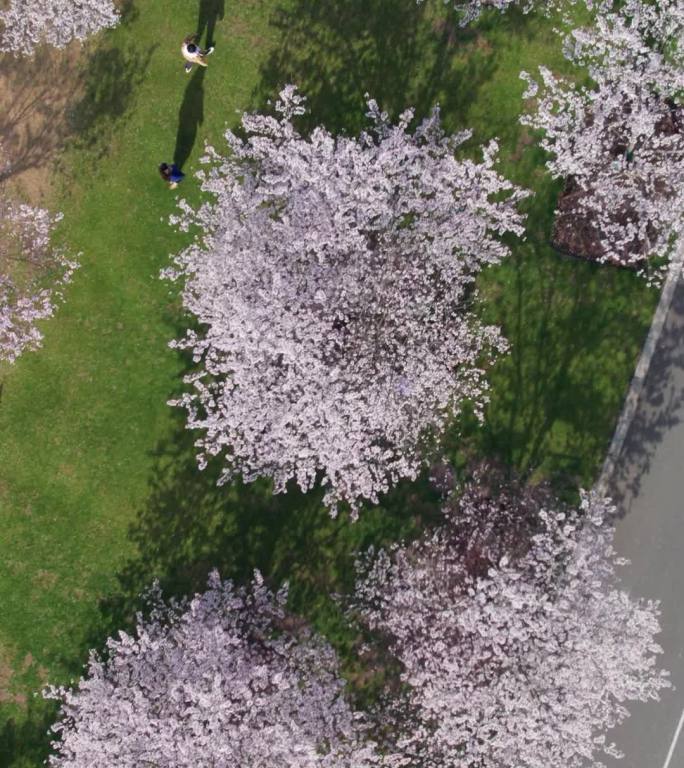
xmin=159 ymin=162 xmax=185 ymax=189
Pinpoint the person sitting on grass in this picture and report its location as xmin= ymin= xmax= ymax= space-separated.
xmin=181 ymin=34 xmax=214 ymax=73
xmin=159 ymin=162 xmax=185 ymax=189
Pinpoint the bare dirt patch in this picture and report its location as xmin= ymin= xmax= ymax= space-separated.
xmin=58 ymin=463 xmax=76 ymax=479
xmin=510 ymin=126 xmax=535 ymax=162
xmin=0 ymin=642 xmax=25 ymax=707
xmin=0 ymin=43 xmax=86 ymax=206
xmin=474 ymin=34 xmax=493 ymax=53
xmin=432 ymin=16 xmax=462 ymax=47
xmin=0 ymin=648 xmax=12 ymax=698
xmin=32 ymin=569 xmax=59 ymax=590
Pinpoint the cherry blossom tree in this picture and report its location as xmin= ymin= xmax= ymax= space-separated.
xmin=0 ymin=162 xmax=77 ymax=363
xmin=0 ymin=0 xmax=119 ymax=56
xmin=417 ymin=0 xmax=527 ymax=27
xmin=166 ymin=85 xmax=528 ymax=516
xmin=415 ymin=0 xmax=593 ymax=27
xmin=520 ymin=0 xmax=684 ymax=272
xmin=45 ymin=571 xmax=379 ymax=768
xmin=353 ymin=474 xmax=670 ymax=767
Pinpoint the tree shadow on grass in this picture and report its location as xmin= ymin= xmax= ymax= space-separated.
xmin=0 ymin=49 xmax=84 ymax=183
xmin=252 ymin=0 xmax=503 ymax=135
xmin=173 ymin=67 xmax=205 ymax=171
xmin=85 ymin=404 xmax=441 ymax=696
xmin=196 ymin=0 xmax=225 ymax=49
xmin=0 ymin=4 xmax=151 ymax=189
xmin=67 ymin=38 xmax=156 ymax=159
xmin=453 ymin=182 xmax=658 ymax=501
xmin=0 ymin=698 xmax=57 ymax=768
xmin=118 ymin=0 xmax=139 ymax=25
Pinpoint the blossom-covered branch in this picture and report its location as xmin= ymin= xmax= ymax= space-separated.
xmin=46 ymin=572 xmax=379 ymax=768
xmin=0 ymin=0 xmax=119 ymax=56
xmin=521 ymin=0 xmax=684 ymax=272
xmin=353 ymin=474 xmax=670 ymax=766
xmin=415 ymin=0 xmax=594 ymax=27
xmin=0 ymin=167 xmax=77 ymax=362
xmin=417 ymin=0 xmax=528 ymax=27
xmin=166 ymin=85 xmax=527 ymax=516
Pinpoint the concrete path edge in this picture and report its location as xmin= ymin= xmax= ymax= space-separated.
xmin=597 ymin=242 xmax=684 ymax=493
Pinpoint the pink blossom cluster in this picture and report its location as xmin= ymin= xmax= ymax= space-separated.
xmin=0 ymin=195 xmax=77 ymax=363
xmin=416 ymin=0 xmax=529 ymax=27
xmin=0 ymin=0 xmax=119 ymax=56
xmin=520 ymin=0 xmax=684 ymax=272
xmin=45 ymin=572 xmax=380 ymax=768
xmin=46 ymin=487 xmax=669 ymax=767
xmin=353 ymin=483 xmax=670 ymax=767
xmin=414 ymin=0 xmax=596 ymax=27
xmin=166 ymin=86 xmax=528 ymax=515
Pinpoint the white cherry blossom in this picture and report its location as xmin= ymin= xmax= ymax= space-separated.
xmin=353 ymin=478 xmax=670 ymax=767
xmin=0 ymin=0 xmax=119 ymax=56
xmin=0 ymin=166 xmax=77 ymax=363
xmin=521 ymin=0 xmax=684 ymax=272
xmin=166 ymin=86 xmax=527 ymax=515
xmin=46 ymin=572 xmax=379 ymax=768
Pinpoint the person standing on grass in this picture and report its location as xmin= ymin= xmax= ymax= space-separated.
xmin=181 ymin=33 xmax=214 ymax=72
xmin=159 ymin=163 xmax=185 ymax=189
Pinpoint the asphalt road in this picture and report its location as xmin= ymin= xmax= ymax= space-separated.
xmin=604 ymin=277 xmax=684 ymax=768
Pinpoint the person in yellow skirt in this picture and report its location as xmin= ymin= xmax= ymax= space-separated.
xmin=181 ymin=34 xmax=214 ymax=73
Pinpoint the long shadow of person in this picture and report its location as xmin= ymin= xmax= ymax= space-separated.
xmin=173 ymin=66 xmax=205 ymax=171
xmin=197 ymin=0 xmax=225 ymax=48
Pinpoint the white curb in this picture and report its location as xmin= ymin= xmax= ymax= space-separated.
xmin=597 ymin=243 xmax=684 ymax=494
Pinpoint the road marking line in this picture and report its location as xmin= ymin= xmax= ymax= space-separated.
xmin=662 ymin=708 xmax=684 ymax=768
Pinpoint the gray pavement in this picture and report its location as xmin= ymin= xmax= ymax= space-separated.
xmin=604 ymin=276 xmax=684 ymax=768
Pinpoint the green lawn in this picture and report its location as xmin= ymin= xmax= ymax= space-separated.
xmin=0 ymin=1 xmax=657 ymax=764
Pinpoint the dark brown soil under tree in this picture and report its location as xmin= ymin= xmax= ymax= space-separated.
xmin=551 ymin=100 xmax=683 ymax=268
